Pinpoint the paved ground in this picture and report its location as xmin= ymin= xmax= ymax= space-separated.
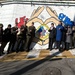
xmin=0 ymin=49 xmax=75 ymax=75
xmin=0 ymin=58 xmax=75 ymax=75
xmin=0 ymin=49 xmax=75 ymax=62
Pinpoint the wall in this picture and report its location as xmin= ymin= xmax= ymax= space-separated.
xmin=0 ymin=4 xmax=75 ymax=49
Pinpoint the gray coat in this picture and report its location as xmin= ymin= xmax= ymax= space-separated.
xmin=66 ymin=28 xmax=72 ymax=43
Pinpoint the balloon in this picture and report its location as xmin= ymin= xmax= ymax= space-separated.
xmin=58 ymin=13 xmax=65 ymax=20
xmin=58 ymin=13 xmax=74 ymax=27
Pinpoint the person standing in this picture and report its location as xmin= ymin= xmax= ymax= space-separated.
xmin=47 ymin=23 xmax=56 ymax=50
xmin=1 ymin=24 xmax=11 ymax=55
xmin=61 ymin=25 xmax=67 ymax=50
xmin=72 ymin=26 xmax=75 ymax=48
xmin=0 ymin=24 xmax=3 ymax=56
xmin=66 ymin=26 xmax=72 ymax=50
xmin=16 ymin=21 xmax=28 ymax=53
xmin=56 ymin=21 xmax=64 ymax=51
xmin=20 ymin=21 xmax=28 ymax=51
xmin=7 ymin=26 xmax=18 ymax=54
xmin=26 ymin=22 xmax=36 ymax=52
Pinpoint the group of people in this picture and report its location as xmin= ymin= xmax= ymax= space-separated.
xmin=0 ymin=21 xmax=36 ymax=56
xmin=0 ymin=20 xmax=75 ymax=56
xmin=48 ymin=21 xmax=75 ymax=52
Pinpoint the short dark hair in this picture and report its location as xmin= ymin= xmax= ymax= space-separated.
xmin=32 ymin=22 xmax=34 ymax=24
xmin=51 ymin=23 xmax=54 ymax=25
xmin=8 ymin=24 xmax=11 ymax=27
xmin=0 ymin=23 xmax=3 ymax=27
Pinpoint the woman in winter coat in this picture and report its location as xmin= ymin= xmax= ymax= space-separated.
xmin=66 ymin=26 xmax=72 ymax=50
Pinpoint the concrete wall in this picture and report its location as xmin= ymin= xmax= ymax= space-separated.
xmin=1 ymin=4 xmax=75 ymax=49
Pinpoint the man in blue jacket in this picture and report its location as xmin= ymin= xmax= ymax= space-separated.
xmin=56 ymin=21 xmax=64 ymax=51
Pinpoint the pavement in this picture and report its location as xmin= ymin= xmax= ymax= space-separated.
xmin=0 ymin=49 xmax=75 ymax=62
xmin=0 ymin=49 xmax=75 ymax=75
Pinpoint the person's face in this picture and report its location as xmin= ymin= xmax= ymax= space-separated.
xmin=32 ymin=23 xmax=34 ymax=26
xmin=65 ymin=27 xmax=67 ymax=29
xmin=8 ymin=26 xmax=11 ymax=29
xmin=51 ymin=24 xmax=54 ymax=27
xmin=14 ymin=25 xmax=17 ymax=28
xmin=72 ymin=26 xmax=75 ymax=30
xmin=58 ymin=21 xmax=62 ymax=25
xmin=68 ymin=26 xmax=70 ymax=28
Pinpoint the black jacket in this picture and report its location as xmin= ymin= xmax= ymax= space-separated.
xmin=61 ymin=27 xmax=67 ymax=42
xmin=0 ymin=28 xmax=3 ymax=42
xmin=3 ymin=28 xmax=11 ymax=42
xmin=18 ymin=25 xmax=28 ymax=39
xmin=10 ymin=27 xmax=18 ymax=42
xmin=48 ymin=27 xmax=56 ymax=39
xmin=28 ymin=26 xmax=36 ymax=37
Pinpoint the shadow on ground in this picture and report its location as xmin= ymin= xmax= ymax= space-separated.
xmin=10 ymin=50 xmax=64 ymax=75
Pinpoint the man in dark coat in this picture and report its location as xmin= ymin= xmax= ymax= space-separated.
xmin=0 ymin=24 xmax=3 ymax=43
xmin=7 ymin=26 xmax=18 ymax=54
xmin=16 ymin=21 xmax=28 ymax=53
xmin=0 ymin=24 xmax=3 ymax=56
xmin=56 ymin=21 xmax=64 ymax=51
xmin=47 ymin=23 xmax=56 ymax=50
xmin=26 ymin=22 xmax=36 ymax=52
xmin=1 ymin=24 xmax=11 ymax=55
xmin=61 ymin=25 xmax=67 ymax=50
